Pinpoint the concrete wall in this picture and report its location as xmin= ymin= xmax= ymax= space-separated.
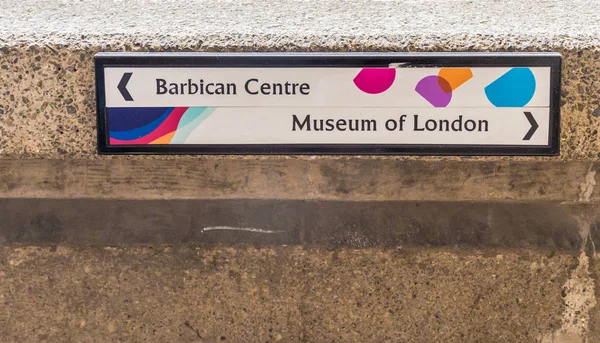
xmin=2 ymin=1 xmax=600 ymax=342
xmin=0 ymin=246 xmax=579 ymax=342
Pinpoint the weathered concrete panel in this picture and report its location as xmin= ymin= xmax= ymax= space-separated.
xmin=0 ymin=198 xmax=584 ymax=248
xmin=0 ymin=246 xmax=575 ymax=342
xmin=0 ymin=159 xmax=595 ymax=202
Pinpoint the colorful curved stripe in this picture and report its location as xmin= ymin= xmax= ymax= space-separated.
xmin=108 ymin=107 xmax=170 ymax=132
xmin=110 ymin=107 xmax=174 ymax=140
xmin=110 ymin=107 xmax=188 ymax=145
xmin=171 ymin=107 xmax=216 ymax=144
xmin=150 ymin=131 xmax=176 ymax=144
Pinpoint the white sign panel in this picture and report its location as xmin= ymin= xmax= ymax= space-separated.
xmin=95 ymin=53 xmax=561 ymax=155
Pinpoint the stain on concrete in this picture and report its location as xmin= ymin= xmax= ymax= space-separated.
xmin=579 ymin=165 xmax=597 ymax=202
xmin=581 ymin=250 xmax=600 ymax=343
xmin=0 ymin=198 xmax=583 ymax=248
xmin=543 ymin=202 xmax=600 ymax=342
xmin=543 ymin=251 xmax=596 ymax=343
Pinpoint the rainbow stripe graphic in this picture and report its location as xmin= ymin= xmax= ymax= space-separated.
xmin=108 ymin=107 xmax=215 ymax=145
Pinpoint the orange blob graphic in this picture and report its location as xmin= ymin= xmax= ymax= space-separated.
xmin=438 ymin=68 xmax=473 ymax=93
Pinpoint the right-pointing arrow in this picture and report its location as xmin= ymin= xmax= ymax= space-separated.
xmin=118 ymin=72 xmax=134 ymax=101
xmin=523 ymin=111 xmax=538 ymax=140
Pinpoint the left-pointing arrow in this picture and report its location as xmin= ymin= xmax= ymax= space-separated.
xmin=118 ymin=72 xmax=134 ymax=101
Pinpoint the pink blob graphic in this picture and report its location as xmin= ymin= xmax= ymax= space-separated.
xmin=415 ymin=76 xmax=452 ymax=108
xmin=353 ymin=68 xmax=396 ymax=94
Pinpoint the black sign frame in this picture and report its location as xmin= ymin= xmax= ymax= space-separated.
xmin=95 ymin=52 xmax=561 ymax=156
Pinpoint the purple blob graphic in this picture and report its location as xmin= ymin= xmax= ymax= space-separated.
xmin=415 ymin=76 xmax=452 ymax=107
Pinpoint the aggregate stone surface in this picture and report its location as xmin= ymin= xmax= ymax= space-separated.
xmin=1 ymin=0 xmax=600 ymax=50
xmin=0 ymin=1 xmax=599 ymax=159
xmin=0 ymin=47 xmax=599 ymax=160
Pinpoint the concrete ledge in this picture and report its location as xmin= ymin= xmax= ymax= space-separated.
xmin=1 ymin=0 xmax=599 ymax=50
xmin=0 ymin=159 xmax=595 ymax=202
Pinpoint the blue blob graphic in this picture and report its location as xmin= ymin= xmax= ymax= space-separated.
xmin=109 ymin=108 xmax=174 ymax=140
xmin=484 ymin=68 xmax=536 ymax=107
xmin=108 ymin=107 xmax=170 ymax=131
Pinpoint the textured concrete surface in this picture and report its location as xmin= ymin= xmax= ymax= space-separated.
xmin=0 ymin=199 xmax=583 ymax=248
xmin=0 ymin=159 xmax=597 ymax=202
xmin=1 ymin=0 xmax=599 ymax=49
xmin=0 ymin=2 xmax=598 ymax=159
xmin=0 ymin=47 xmax=599 ymax=159
xmin=0 ymin=246 xmax=578 ymax=342
xmin=1 ymin=1 xmax=600 ymax=342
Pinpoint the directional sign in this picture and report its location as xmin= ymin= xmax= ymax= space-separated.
xmin=94 ymin=53 xmax=561 ymax=155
